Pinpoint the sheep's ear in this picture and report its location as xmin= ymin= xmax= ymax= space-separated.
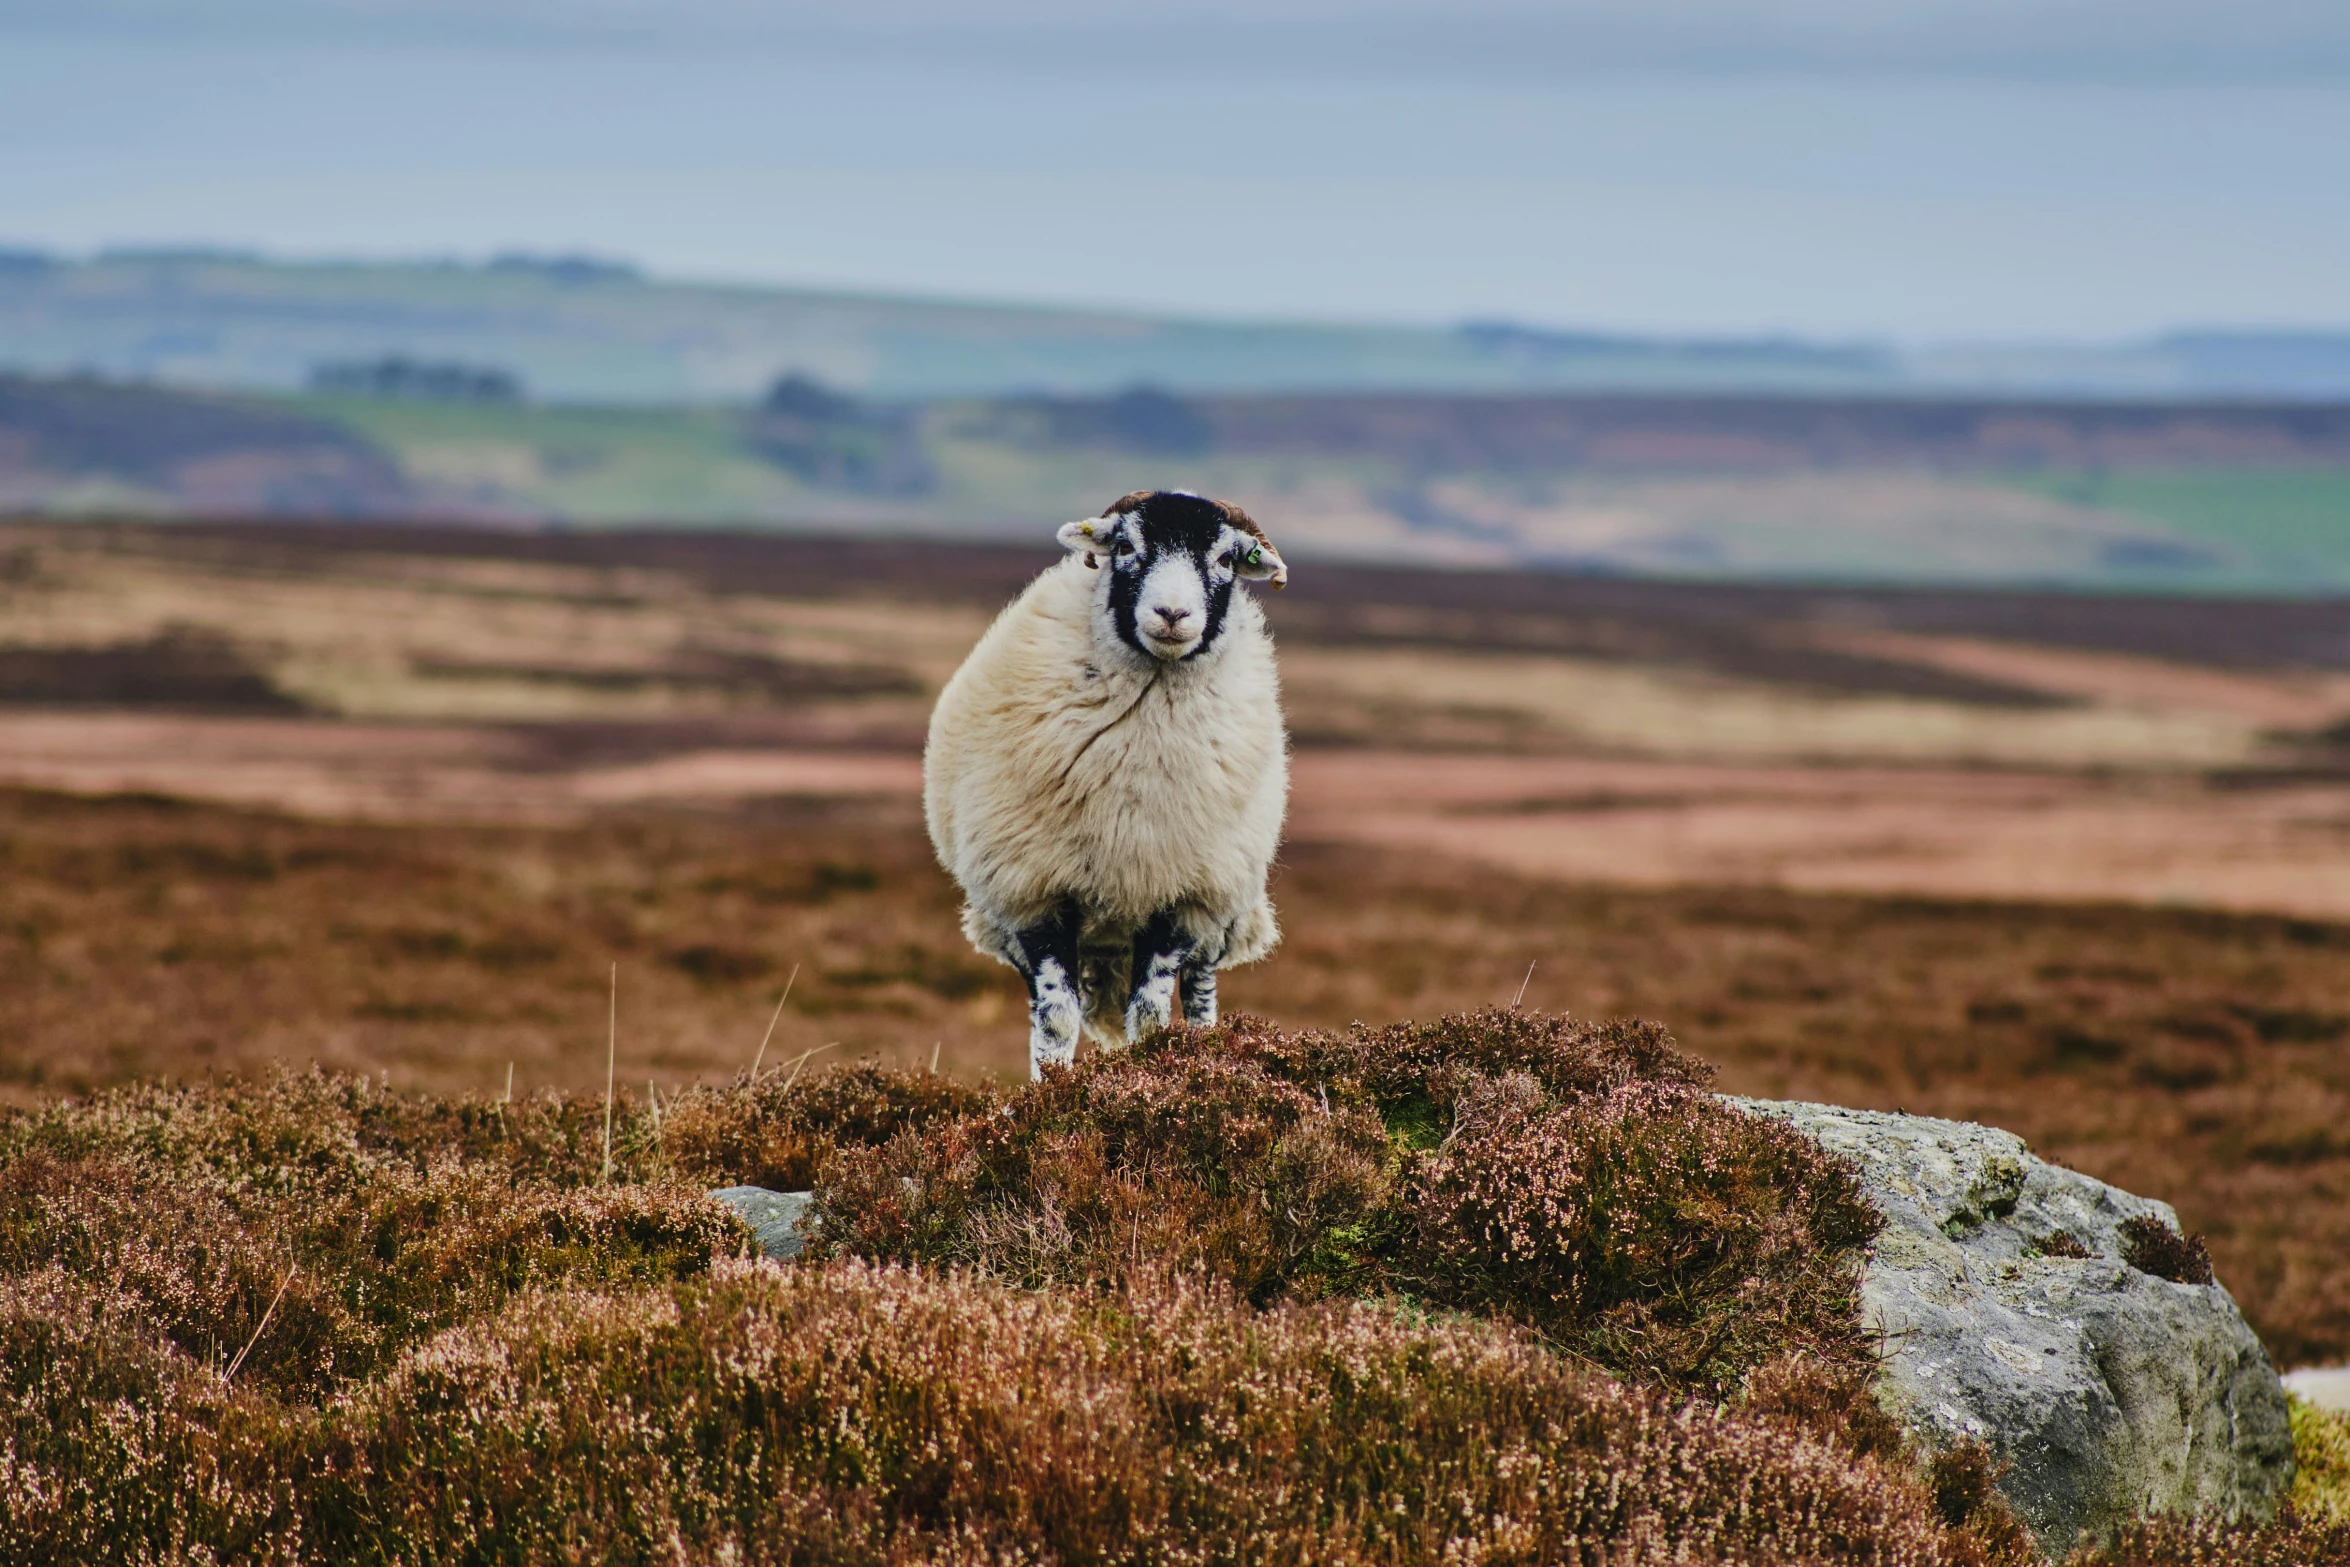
xmin=1234 ymin=539 xmax=1288 ymax=590
xmin=1056 ymin=518 xmax=1109 ymax=563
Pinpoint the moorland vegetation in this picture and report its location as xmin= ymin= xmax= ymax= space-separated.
xmin=5 ymin=1008 xmax=2348 ymax=1564
xmin=5 ymin=523 xmax=2350 ymax=1559
xmin=7 ymin=785 xmax=2347 ymax=1372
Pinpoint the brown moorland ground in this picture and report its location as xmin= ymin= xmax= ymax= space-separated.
xmin=6 ymin=517 xmax=2350 ymax=913
xmin=9 ymin=519 xmax=2350 ymax=1560
xmin=3 ymin=517 xmax=2348 ymax=1374
xmin=0 ymin=1021 xmax=2055 ymax=1566
xmin=5 ymin=785 xmax=2347 ymax=1369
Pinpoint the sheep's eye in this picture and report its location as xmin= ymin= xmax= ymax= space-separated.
xmin=1218 ymin=550 xmax=1237 ymax=567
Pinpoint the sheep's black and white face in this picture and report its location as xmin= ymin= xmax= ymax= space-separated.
xmin=1057 ymin=491 xmax=1286 ymax=663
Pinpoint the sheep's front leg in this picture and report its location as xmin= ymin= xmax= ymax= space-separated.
xmin=1125 ymin=908 xmax=1196 ymax=1041
xmin=1179 ymin=960 xmax=1217 ymax=1027
xmin=1011 ymin=902 xmax=1084 ymax=1079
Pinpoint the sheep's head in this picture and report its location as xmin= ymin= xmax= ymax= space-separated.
xmin=1056 ymin=491 xmax=1286 ymax=663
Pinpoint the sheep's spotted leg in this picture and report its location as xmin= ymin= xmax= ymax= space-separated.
xmin=1124 ymin=907 xmax=1195 ymax=1042
xmin=1179 ymin=961 xmax=1217 ymax=1027
xmin=1011 ymin=902 xmax=1085 ymax=1079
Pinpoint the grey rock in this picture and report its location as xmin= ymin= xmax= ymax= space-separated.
xmin=1739 ymin=1099 xmax=2293 ymax=1555
xmin=707 ymin=1186 xmax=819 ymax=1261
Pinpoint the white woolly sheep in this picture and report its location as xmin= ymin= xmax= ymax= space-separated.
xmin=924 ymin=489 xmax=1290 ymax=1078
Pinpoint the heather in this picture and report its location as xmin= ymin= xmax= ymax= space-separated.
xmin=2067 ymin=1513 xmax=2350 ymax=1567
xmin=0 ymin=1012 xmax=1987 ymax=1564
xmin=11 ymin=785 xmax=2349 ymax=1374
xmin=0 ymin=1012 xmax=2336 ymax=1564
xmin=0 ymin=1064 xmax=978 ymax=1399
xmin=6 ymin=1260 xmax=2019 ymax=1566
xmin=820 ymin=1009 xmax=1877 ymax=1396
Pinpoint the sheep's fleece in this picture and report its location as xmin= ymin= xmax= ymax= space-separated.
xmin=924 ymin=493 xmax=1288 ymax=1065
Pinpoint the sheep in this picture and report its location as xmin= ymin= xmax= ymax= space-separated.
xmin=924 ymin=489 xmax=1291 ymax=1078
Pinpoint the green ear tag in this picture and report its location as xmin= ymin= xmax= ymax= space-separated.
xmin=1246 ymin=546 xmax=1264 ymax=567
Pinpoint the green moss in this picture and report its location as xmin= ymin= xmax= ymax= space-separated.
xmin=1378 ymin=1093 xmax=1448 ymax=1151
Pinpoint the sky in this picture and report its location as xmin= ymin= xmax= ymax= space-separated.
xmin=2 ymin=1 xmax=2347 ymax=341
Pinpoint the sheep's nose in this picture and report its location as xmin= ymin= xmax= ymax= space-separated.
xmin=1152 ymin=605 xmax=1192 ymax=626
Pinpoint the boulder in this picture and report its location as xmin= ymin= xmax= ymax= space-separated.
xmin=707 ymin=1186 xmax=818 ymax=1261
xmin=1740 ymin=1099 xmax=2294 ymax=1555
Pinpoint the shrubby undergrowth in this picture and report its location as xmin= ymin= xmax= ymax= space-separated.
xmin=0 ymin=1063 xmax=972 ymax=1399
xmin=821 ymin=1009 xmax=1876 ymax=1397
xmin=0 ymin=1009 xmax=2340 ymax=1564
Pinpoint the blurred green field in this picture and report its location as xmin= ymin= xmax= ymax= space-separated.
xmin=293 ymin=393 xmax=2350 ymax=592
xmin=303 ymin=397 xmax=821 ymax=526
xmin=4 ymin=360 xmax=2342 ymax=591
xmin=2006 ymin=468 xmax=2350 ymax=586
xmin=306 ymin=393 xmax=1400 ymax=540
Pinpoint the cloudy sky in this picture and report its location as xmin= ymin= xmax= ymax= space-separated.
xmin=3 ymin=1 xmax=2346 ymax=339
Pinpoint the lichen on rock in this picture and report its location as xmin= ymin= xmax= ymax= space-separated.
xmin=1739 ymin=1098 xmax=2296 ymax=1556
xmin=707 ymin=1185 xmax=818 ymax=1260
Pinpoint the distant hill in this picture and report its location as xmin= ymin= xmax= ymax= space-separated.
xmin=0 ymin=374 xmax=415 ymax=517
xmin=6 ymin=370 xmax=2347 ymax=594
xmin=1163 ymin=393 xmax=2350 ymax=470
xmin=0 ymin=251 xmax=1876 ymax=404
xmin=6 ymin=251 xmax=2350 ymax=403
